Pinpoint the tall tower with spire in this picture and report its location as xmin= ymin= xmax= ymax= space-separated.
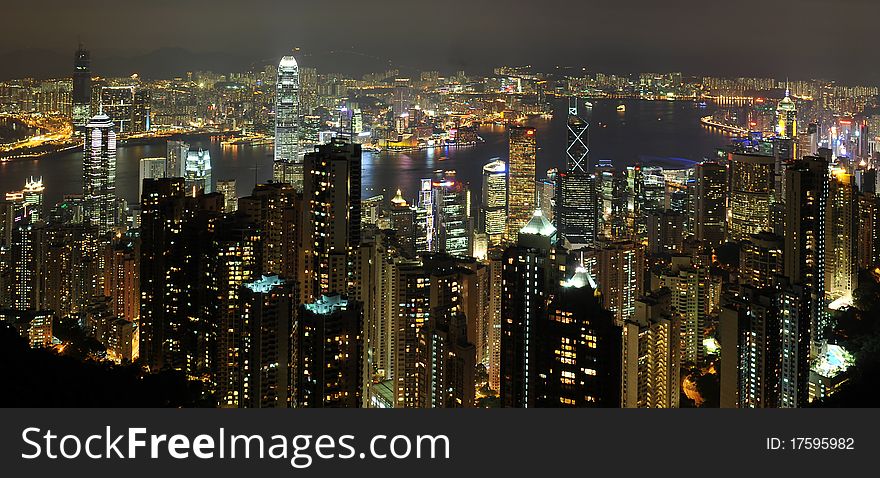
xmin=776 ymin=83 xmax=797 ymax=139
xmin=72 ymin=43 xmax=92 ymax=134
xmin=274 ymin=55 xmax=302 ymax=190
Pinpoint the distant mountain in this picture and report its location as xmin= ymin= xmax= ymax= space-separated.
xmin=1 ymin=47 xmax=405 ymax=81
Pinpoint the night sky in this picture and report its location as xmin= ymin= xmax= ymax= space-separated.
xmin=3 ymin=0 xmax=880 ymax=82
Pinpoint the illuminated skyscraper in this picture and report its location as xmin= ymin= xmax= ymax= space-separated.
xmin=302 ymin=138 xmax=361 ymax=301
xmin=857 ymin=192 xmax=879 ymax=269
xmin=274 ymin=55 xmax=302 ymax=190
xmin=99 ymin=86 xmax=135 ymax=134
xmin=784 ymin=156 xmax=828 ymax=356
xmin=216 ymin=179 xmax=238 ymax=213
xmin=694 ymin=161 xmax=727 ymax=248
xmin=577 ymin=240 xmax=645 ymax=325
xmin=658 ymin=257 xmax=720 ymax=365
xmin=390 ymin=189 xmax=416 ymax=258
xmin=739 ymin=231 xmax=784 ymax=289
xmin=83 ymin=113 xmax=117 ymax=234
xmin=238 ymin=275 xmax=295 ymax=408
xmin=728 ymin=152 xmax=775 ymax=242
xmin=294 ymin=295 xmax=363 ymax=408
xmin=622 ymin=288 xmax=681 ymax=408
xmin=432 ymin=171 xmax=471 ymax=258
xmin=537 ymin=267 xmax=621 ymax=407
xmin=184 ymin=149 xmax=212 ymax=195
xmin=557 ymin=171 xmax=599 ymax=247
xmin=776 ymin=89 xmax=797 ymax=139
xmin=165 ymin=140 xmax=189 ymax=178
xmin=566 ymin=97 xmax=589 ymax=172
xmin=500 ymin=210 xmax=567 ymax=407
xmin=481 ymin=159 xmax=507 ymax=247
xmin=825 ymin=169 xmax=857 ymax=305
xmin=22 ymin=177 xmax=45 ymax=223
xmin=505 ymin=126 xmax=536 ymax=242
xmin=72 ymin=43 xmax=91 ymax=133
xmin=138 ymin=157 xmax=166 ymax=199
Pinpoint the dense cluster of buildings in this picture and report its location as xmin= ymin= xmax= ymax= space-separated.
xmin=2 ymin=46 xmax=875 ymax=408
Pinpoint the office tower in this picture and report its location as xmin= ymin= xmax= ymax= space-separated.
xmin=361 ymin=195 xmax=383 ymax=227
xmin=239 ymin=275 xmax=295 ymax=408
xmin=432 ymin=172 xmax=471 ymax=257
xmin=646 ymin=209 xmax=684 ymax=255
xmin=536 ymin=178 xmax=555 ymax=223
xmin=83 ymin=113 xmax=117 ymax=234
xmin=302 ymin=139 xmax=361 ymax=301
xmin=21 ymin=178 xmax=44 ymax=223
xmin=720 ymin=285 xmax=809 ymax=408
xmin=694 ymin=162 xmax=726 ymax=248
xmin=238 ymin=182 xmax=299 ymax=277
xmin=184 ymin=149 xmax=212 ymax=195
xmin=274 ymin=56 xmax=302 ymax=191
xmin=556 ymin=171 xmax=599 ymax=247
xmin=132 ymin=89 xmax=151 ymax=132
xmin=165 ymin=140 xmax=189 ymax=178
xmin=505 ymin=126 xmax=537 ymax=242
xmin=72 ymin=43 xmax=91 ymax=133
xmin=415 ymin=179 xmax=435 ymax=254
xmin=481 ymin=159 xmax=507 ymax=247
xmin=536 ymin=267 xmax=621 ymax=407
xmin=784 ymin=156 xmax=828 ymax=355
xmin=728 ymin=152 xmax=775 ymax=242
xmin=139 ymin=157 xmax=166 ymax=199
xmin=622 ymin=288 xmax=681 ymax=408
xmin=609 ymin=170 xmax=630 ymax=238
xmin=500 ymin=211 xmax=567 ymax=407
xmin=99 ymin=86 xmax=135 ymax=133
xmin=825 ymin=169 xmax=857 ymax=306
xmin=857 ymin=192 xmax=879 ymax=269
xmin=776 ymin=90 xmax=797 ymax=139
xmin=390 ymin=189 xmax=416 ymax=258
xmin=294 ymin=295 xmax=363 ymax=408
xmin=658 ymin=256 xmax=720 ymax=365
xmin=577 ymin=240 xmax=645 ymax=325
xmin=213 ymin=214 xmax=261 ymax=408
xmin=103 ymin=232 xmax=139 ymax=324
xmin=566 ymin=97 xmax=589 ymax=172
xmin=216 ymin=179 xmax=238 ymax=213
xmin=739 ymin=231 xmax=783 ymax=289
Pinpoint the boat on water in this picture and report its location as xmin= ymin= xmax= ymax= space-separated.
xmin=616 ymin=104 xmax=626 ymax=112
xmin=584 ymin=101 xmax=593 ymax=108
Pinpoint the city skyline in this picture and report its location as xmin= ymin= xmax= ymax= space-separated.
xmin=3 ymin=22 xmax=880 ymax=409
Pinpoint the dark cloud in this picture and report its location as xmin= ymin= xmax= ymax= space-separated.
xmin=2 ymin=0 xmax=879 ymax=82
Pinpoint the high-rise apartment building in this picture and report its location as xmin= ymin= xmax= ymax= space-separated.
xmin=302 ymin=139 xmax=361 ymax=301
xmin=622 ymin=288 xmax=681 ymax=408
